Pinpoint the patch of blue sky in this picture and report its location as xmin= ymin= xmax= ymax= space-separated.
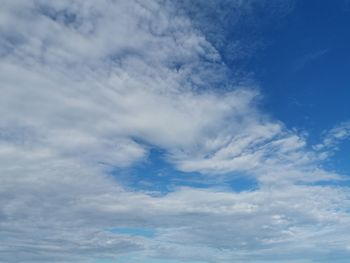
xmin=111 ymin=147 xmax=258 ymax=194
xmin=106 ymin=227 xmax=155 ymax=238
xmin=248 ymin=1 xmax=350 ymax=134
xmin=36 ymin=4 xmax=79 ymax=27
xmin=0 ymin=233 xmax=8 ymax=241
xmin=128 ymin=259 xmax=207 ymax=263
xmin=94 ymin=257 xmax=207 ymax=263
xmin=320 ymin=139 xmax=350 ymax=177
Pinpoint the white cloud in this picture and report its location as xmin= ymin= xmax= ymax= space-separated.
xmin=314 ymin=121 xmax=350 ymax=153
xmin=1 ymin=0 xmax=350 ymax=262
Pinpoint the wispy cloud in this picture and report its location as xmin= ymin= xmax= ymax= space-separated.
xmin=293 ymin=48 xmax=330 ymax=71
xmin=313 ymin=121 xmax=350 ymax=156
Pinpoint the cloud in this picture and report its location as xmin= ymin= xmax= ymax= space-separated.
xmin=1 ymin=0 xmax=350 ymax=263
xmin=2 ymin=163 xmax=350 ymax=262
xmin=314 ymin=121 xmax=350 ymax=151
xmin=294 ymin=49 xmax=330 ymax=71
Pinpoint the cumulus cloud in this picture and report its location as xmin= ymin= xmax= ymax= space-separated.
xmin=1 ymin=0 xmax=350 ymax=263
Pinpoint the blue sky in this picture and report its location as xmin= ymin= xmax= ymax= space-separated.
xmin=256 ymin=1 xmax=350 ymax=131
xmin=0 ymin=1 xmax=350 ymax=263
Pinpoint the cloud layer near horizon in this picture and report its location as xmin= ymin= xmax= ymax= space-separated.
xmin=1 ymin=1 xmax=350 ymax=262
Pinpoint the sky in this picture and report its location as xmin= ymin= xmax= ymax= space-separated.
xmin=0 ymin=0 xmax=350 ymax=263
